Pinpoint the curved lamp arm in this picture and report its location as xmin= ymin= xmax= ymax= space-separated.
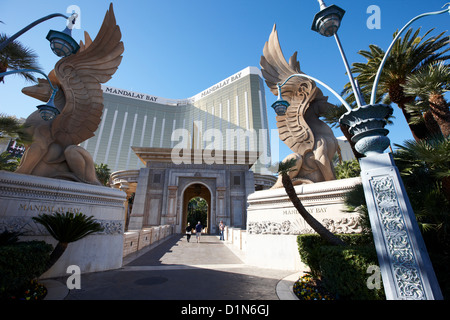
xmin=0 ymin=13 xmax=70 ymax=52
xmin=278 ymin=73 xmax=353 ymax=112
xmin=0 ymin=68 xmax=58 ymax=92
xmin=0 ymin=69 xmax=60 ymax=121
xmin=370 ymin=4 xmax=450 ymax=105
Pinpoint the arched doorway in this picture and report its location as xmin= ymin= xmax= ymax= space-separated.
xmin=187 ymin=197 xmax=208 ymax=230
xmin=182 ymin=183 xmax=211 ymax=234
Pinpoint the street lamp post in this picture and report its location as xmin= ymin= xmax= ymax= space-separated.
xmin=271 ymin=1 xmax=449 ymax=300
xmin=311 ymin=0 xmax=364 ymax=108
xmin=0 ymin=13 xmax=80 ymax=56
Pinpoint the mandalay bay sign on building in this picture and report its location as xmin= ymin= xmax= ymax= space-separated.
xmin=84 ymin=67 xmax=277 ymax=177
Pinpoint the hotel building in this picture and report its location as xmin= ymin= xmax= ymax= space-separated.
xmin=82 ymin=66 xmax=273 ymax=188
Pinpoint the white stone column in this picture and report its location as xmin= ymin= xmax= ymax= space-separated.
xmin=166 ymin=185 xmax=178 ymax=225
xmin=128 ymin=168 xmax=150 ymax=230
xmin=216 ymin=186 xmax=226 ymax=220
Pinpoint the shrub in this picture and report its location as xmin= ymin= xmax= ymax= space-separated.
xmin=428 ymin=252 xmax=450 ymax=299
xmin=0 ymin=241 xmax=53 ymax=299
xmin=297 ymin=234 xmax=385 ymax=300
xmin=297 ymin=234 xmax=370 ymax=278
xmin=0 ymin=230 xmax=22 ymax=245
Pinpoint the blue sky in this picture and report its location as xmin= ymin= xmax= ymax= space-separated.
xmin=1 ymin=0 xmax=449 ymax=162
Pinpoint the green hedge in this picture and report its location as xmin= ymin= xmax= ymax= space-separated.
xmin=0 ymin=241 xmax=53 ymax=298
xmin=297 ymin=234 xmax=385 ymax=300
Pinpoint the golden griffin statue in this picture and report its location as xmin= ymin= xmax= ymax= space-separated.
xmin=260 ymin=25 xmax=337 ymax=188
xmin=16 ymin=4 xmax=124 ymax=185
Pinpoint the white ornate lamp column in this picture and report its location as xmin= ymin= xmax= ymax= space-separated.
xmin=340 ymin=104 xmax=443 ymax=300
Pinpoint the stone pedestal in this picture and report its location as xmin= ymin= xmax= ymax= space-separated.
xmin=0 ymin=171 xmax=127 ymax=278
xmin=246 ymin=177 xmax=363 ymax=270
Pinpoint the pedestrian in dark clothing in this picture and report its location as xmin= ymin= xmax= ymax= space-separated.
xmin=185 ymin=222 xmax=193 ymax=242
xmin=195 ymin=221 xmax=203 ymax=243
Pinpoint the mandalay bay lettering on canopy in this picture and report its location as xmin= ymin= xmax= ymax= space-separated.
xmin=200 ymin=71 xmax=242 ymax=98
xmin=101 ymin=70 xmax=244 ymax=103
xmin=103 ymin=87 xmax=158 ymax=102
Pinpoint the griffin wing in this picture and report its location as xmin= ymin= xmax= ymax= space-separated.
xmin=260 ymin=24 xmax=317 ymax=155
xmin=260 ymin=24 xmax=302 ymax=95
xmin=51 ymin=3 xmax=124 ymax=147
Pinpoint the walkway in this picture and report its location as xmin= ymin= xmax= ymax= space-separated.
xmin=60 ymin=234 xmax=299 ymax=300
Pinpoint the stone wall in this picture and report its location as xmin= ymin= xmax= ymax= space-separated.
xmin=123 ymin=225 xmax=174 ymax=257
xmin=0 ymin=171 xmax=127 ymax=278
xmin=223 ymin=226 xmax=247 ymax=251
xmin=244 ymin=177 xmax=363 ymax=270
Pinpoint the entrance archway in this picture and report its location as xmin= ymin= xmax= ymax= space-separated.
xmin=182 ymin=183 xmax=211 ymax=234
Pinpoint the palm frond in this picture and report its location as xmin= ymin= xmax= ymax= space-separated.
xmin=321 ymin=104 xmax=348 ymax=128
xmin=351 ymin=28 xmax=449 ymax=100
xmin=276 ymin=158 xmax=298 ymax=175
xmin=0 ymin=33 xmax=43 ymax=83
xmin=32 ymin=212 xmax=104 ymax=243
xmin=0 ymin=151 xmax=20 ymax=171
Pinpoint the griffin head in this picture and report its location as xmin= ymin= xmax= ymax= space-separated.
xmin=21 ymin=29 xmax=92 ymax=106
xmin=21 ymin=69 xmax=61 ymax=102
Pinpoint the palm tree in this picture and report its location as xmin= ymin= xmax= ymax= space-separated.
xmin=0 ymin=114 xmax=30 ymax=172
xmin=32 ymin=211 xmax=104 ymax=273
xmin=277 ymin=158 xmax=345 ymax=246
xmin=334 ymin=158 xmax=361 ymax=180
xmin=394 ymin=137 xmax=450 ymax=248
xmin=348 ymin=28 xmax=450 ymax=141
xmin=0 ymin=113 xmax=32 ymax=144
xmin=394 ymin=136 xmax=450 ymax=204
xmin=0 ymin=151 xmax=20 ymax=171
xmin=187 ymin=197 xmax=208 ymax=227
xmin=94 ymin=163 xmax=111 ymax=186
xmin=0 ymin=33 xmax=42 ymax=83
xmin=403 ymin=62 xmax=450 ymax=138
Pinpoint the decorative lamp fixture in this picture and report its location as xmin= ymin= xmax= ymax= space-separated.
xmin=36 ymin=88 xmax=60 ymax=121
xmin=271 ymin=73 xmax=353 ymax=117
xmin=0 ymin=69 xmax=60 ymax=121
xmin=46 ymin=13 xmax=80 ymax=57
xmin=0 ymin=12 xmax=75 ymax=54
xmin=271 ymin=84 xmax=290 ymax=116
xmin=311 ymin=0 xmax=345 ymax=37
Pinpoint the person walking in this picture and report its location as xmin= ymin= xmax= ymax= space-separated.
xmin=195 ymin=221 xmax=203 ymax=243
xmin=219 ymin=220 xmax=225 ymax=241
xmin=185 ymin=222 xmax=193 ymax=242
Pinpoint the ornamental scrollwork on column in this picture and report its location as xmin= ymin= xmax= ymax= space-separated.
xmin=370 ymin=175 xmax=426 ymax=300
